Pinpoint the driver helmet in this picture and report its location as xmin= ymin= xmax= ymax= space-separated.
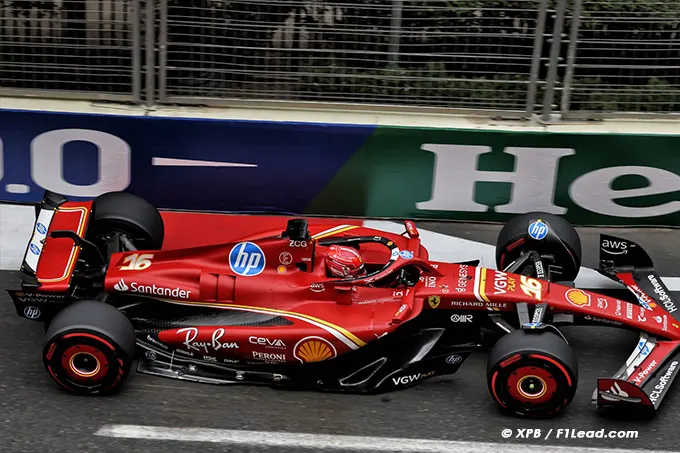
xmin=325 ymin=244 xmax=367 ymax=278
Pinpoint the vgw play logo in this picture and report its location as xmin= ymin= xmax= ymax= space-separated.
xmin=229 ymin=242 xmax=266 ymax=276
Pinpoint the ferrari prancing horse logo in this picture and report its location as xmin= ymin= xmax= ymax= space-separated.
xmin=428 ymin=296 xmax=441 ymax=309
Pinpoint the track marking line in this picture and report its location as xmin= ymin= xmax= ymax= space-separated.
xmin=94 ymin=425 xmax=658 ymax=453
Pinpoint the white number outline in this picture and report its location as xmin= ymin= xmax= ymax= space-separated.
xmin=120 ymin=253 xmax=154 ymax=271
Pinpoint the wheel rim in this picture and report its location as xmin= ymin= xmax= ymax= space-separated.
xmin=517 ymin=374 xmax=547 ymax=399
xmin=507 ymin=365 xmax=557 ymax=405
xmin=491 ymin=354 xmax=575 ymax=417
xmin=60 ymin=344 xmax=110 ymax=383
xmin=45 ymin=332 xmax=126 ymax=394
xmin=69 ymin=352 xmax=101 ymax=378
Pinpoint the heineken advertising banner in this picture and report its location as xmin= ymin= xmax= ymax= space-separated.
xmin=0 ymin=108 xmax=679 ymax=226
xmin=308 ymin=127 xmax=680 ymax=226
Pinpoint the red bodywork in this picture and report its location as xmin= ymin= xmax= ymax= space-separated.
xmin=34 ymin=205 xmax=680 ymax=367
xmin=34 ymin=201 xmax=92 ymax=293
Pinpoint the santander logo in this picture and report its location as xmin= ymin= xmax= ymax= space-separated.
xmin=113 ymin=278 xmax=192 ymax=299
xmin=114 ymin=279 xmax=129 ymax=291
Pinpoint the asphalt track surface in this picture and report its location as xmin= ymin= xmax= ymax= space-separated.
xmin=1 ymin=223 xmax=679 ymax=452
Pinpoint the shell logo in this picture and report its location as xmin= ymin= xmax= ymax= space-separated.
xmin=293 ymin=336 xmax=337 ymax=363
xmin=565 ymin=288 xmax=591 ymax=307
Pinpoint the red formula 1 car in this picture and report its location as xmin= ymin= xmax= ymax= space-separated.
xmin=8 ymin=191 xmax=680 ymax=418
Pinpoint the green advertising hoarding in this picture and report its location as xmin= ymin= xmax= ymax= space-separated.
xmin=307 ymin=127 xmax=680 ymax=226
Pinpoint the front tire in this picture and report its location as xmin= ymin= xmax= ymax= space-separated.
xmin=43 ymin=300 xmax=136 ymax=395
xmin=487 ymin=329 xmax=578 ymax=418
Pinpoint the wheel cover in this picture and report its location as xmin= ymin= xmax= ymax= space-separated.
xmin=507 ymin=366 xmax=556 ymax=405
xmin=491 ymin=353 xmax=573 ymax=415
xmin=44 ymin=332 xmax=126 ymax=393
xmin=61 ymin=345 xmax=108 ymax=382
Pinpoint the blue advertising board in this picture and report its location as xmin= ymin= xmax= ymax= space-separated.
xmin=3 ymin=107 xmax=680 ymax=227
xmin=0 ymin=109 xmax=376 ymax=212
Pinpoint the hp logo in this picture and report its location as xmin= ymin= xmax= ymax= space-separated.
xmin=446 ymin=355 xmax=463 ymax=365
xmin=24 ymin=306 xmax=41 ymax=319
xmin=637 ymin=340 xmax=650 ymax=356
xmin=36 ymin=223 xmax=47 ymax=234
xmin=528 ymin=221 xmax=548 ymax=240
xmin=29 ymin=244 xmax=41 ymax=255
xmin=229 ymin=242 xmax=266 ymax=277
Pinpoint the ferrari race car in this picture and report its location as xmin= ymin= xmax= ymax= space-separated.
xmin=7 ymin=191 xmax=680 ymax=418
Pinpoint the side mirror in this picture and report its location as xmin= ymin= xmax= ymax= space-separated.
xmin=404 ymin=220 xmax=419 ymax=238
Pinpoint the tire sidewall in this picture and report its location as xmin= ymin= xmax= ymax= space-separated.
xmin=487 ymin=330 xmax=578 ymax=417
xmin=43 ymin=329 xmax=130 ymax=395
xmin=43 ymin=300 xmax=136 ymax=395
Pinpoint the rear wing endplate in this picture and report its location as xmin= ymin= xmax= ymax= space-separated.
xmin=20 ymin=191 xmax=69 ymax=285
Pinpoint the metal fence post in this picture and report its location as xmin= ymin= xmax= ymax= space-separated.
xmin=560 ymin=0 xmax=582 ymax=115
xmin=525 ymin=0 xmax=549 ymax=118
xmin=541 ymin=0 xmax=568 ymax=122
xmin=158 ymin=0 xmax=167 ymax=103
xmin=145 ymin=0 xmax=155 ymax=108
xmin=388 ymin=0 xmax=404 ymax=67
xmin=131 ymin=0 xmax=141 ymax=102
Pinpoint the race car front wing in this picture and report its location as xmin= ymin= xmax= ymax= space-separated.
xmin=595 ymin=234 xmax=680 ymax=415
xmin=593 ymin=333 xmax=680 ymax=415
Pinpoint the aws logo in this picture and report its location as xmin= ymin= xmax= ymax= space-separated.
xmin=601 ymin=238 xmax=628 ymax=255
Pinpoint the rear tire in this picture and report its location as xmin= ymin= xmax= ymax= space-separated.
xmin=87 ymin=191 xmax=164 ymax=250
xmin=487 ymin=329 xmax=578 ymax=418
xmin=43 ymin=300 xmax=136 ymax=395
xmin=496 ymin=212 xmax=582 ymax=282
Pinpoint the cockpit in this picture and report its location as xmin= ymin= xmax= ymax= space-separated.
xmin=281 ymin=219 xmax=426 ymax=289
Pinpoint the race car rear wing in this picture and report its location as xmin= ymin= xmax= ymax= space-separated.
xmin=19 ymin=191 xmax=69 ymax=284
xmin=17 ymin=191 xmax=92 ymax=293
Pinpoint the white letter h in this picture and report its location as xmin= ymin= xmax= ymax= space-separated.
xmin=416 ymin=144 xmax=575 ymax=214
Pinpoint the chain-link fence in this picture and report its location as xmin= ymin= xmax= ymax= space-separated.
xmin=160 ymin=0 xmax=547 ymax=114
xmin=0 ymin=0 xmax=679 ymax=118
xmin=560 ymin=0 xmax=680 ymax=118
xmin=0 ymin=0 xmax=143 ymax=101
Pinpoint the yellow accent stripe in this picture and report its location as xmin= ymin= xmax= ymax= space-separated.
xmin=38 ymin=206 xmax=89 ymax=283
xmin=312 ymin=225 xmax=359 ymax=240
xmin=479 ymin=268 xmax=491 ymax=303
xmin=159 ymin=299 xmax=367 ymax=348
